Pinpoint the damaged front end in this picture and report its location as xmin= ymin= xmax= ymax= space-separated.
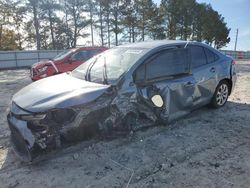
xmin=7 ymin=102 xmax=76 ymax=161
xmin=7 ymin=89 xmax=115 ymax=162
xmin=8 ymin=103 xmax=51 ymax=162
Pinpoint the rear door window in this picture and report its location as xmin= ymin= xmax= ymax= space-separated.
xmin=204 ymin=48 xmax=219 ymax=63
xmin=145 ymin=48 xmax=189 ymax=81
xmin=188 ymin=46 xmax=207 ymax=68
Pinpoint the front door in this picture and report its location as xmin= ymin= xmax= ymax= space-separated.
xmin=134 ymin=47 xmax=195 ymax=122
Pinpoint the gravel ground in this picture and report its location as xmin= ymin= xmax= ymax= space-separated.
xmin=0 ymin=61 xmax=249 ymax=188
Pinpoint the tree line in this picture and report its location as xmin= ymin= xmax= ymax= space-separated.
xmin=0 ymin=0 xmax=230 ymax=51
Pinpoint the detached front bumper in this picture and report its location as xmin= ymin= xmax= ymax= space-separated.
xmin=7 ymin=114 xmax=37 ymax=162
xmin=7 ymin=111 xmax=59 ymax=162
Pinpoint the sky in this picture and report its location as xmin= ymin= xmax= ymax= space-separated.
xmin=154 ymin=0 xmax=250 ymax=51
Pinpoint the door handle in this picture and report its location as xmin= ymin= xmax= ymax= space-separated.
xmin=184 ymin=81 xmax=194 ymax=87
xmin=210 ymin=67 xmax=216 ymax=73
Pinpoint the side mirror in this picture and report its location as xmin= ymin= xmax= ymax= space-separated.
xmin=151 ymin=95 xmax=164 ymax=108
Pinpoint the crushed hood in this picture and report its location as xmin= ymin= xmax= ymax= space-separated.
xmin=13 ymin=73 xmax=110 ymax=112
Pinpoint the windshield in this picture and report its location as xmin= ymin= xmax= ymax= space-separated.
xmin=53 ymin=49 xmax=75 ymax=61
xmin=71 ymin=47 xmax=148 ymax=84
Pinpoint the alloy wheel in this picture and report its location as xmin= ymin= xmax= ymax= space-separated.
xmin=216 ymin=83 xmax=229 ymax=106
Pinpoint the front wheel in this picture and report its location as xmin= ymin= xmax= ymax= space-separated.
xmin=210 ymin=81 xmax=229 ymax=108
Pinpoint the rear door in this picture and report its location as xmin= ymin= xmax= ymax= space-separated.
xmin=134 ymin=48 xmax=195 ymax=122
xmin=187 ymin=45 xmax=220 ymax=106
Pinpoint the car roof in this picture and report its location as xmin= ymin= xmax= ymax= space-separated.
xmin=73 ymin=46 xmax=108 ymax=51
xmin=118 ymin=40 xmax=189 ymax=49
xmin=116 ymin=40 xmax=210 ymax=50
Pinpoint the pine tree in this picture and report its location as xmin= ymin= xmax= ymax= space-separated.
xmin=62 ymin=0 xmax=90 ymax=48
xmin=26 ymin=0 xmax=41 ymax=50
xmin=40 ymin=0 xmax=61 ymax=49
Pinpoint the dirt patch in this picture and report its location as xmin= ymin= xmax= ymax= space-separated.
xmin=0 ymin=62 xmax=250 ymax=188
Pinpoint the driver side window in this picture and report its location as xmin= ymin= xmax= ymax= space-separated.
xmin=71 ymin=51 xmax=87 ymax=61
xmin=135 ymin=48 xmax=189 ymax=83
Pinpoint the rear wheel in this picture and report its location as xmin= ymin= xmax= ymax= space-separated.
xmin=210 ymin=81 xmax=229 ymax=108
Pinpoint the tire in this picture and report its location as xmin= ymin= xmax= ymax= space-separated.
xmin=210 ymin=81 xmax=230 ymax=108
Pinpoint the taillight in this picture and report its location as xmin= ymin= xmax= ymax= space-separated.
xmin=232 ymin=60 xmax=236 ymax=65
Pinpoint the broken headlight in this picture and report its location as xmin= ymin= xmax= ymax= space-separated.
xmin=38 ymin=66 xmax=48 ymax=73
xmin=20 ymin=114 xmax=46 ymax=121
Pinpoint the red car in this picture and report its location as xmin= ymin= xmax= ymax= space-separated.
xmin=30 ymin=47 xmax=108 ymax=81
